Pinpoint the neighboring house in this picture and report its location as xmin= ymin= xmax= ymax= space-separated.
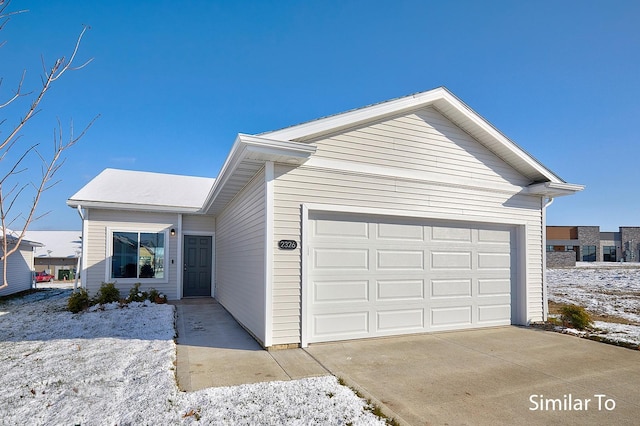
xmin=26 ymin=231 xmax=82 ymax=280
xmin=0 ymin=233 xmax=42 ymax=297
xmin=67 ymin=87 xmax=583 ymax=348
xmin=547 ymin=225 xmax=640 ymax=264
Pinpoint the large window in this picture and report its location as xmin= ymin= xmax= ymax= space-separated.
xmin=112 ymin=231 xmax=165 ymax=279
xmin=581 ymin=245 xmax=596 ymax=262
xmin=603 ymin=246 xmax=616 ymax=262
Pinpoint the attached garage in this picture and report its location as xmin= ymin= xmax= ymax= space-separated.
xmin=305 ymin=212 xmax=519 ymax=344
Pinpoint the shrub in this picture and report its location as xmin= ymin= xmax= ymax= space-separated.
xmin=68 ymin=288 xmax=91 ymax=313
xmin=148 ymin=288 xmax=167 ymax=304
xmin=560 ymin=304 xmax=592 ymax=330
xmin=128 ymin=283 xmax=149 ymax=303
xmin=94 ymin=282 xmax=121 ymax=305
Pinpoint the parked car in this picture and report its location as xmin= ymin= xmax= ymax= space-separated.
xmin=34 ymin=271 xmax=54 ymax=283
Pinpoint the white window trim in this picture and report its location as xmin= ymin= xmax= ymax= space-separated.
xmin=105 ymin=227 xmax=170 ymax=284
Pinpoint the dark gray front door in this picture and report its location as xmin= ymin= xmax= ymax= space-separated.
xmin=183 ymin=236 xmax=212 ymax=297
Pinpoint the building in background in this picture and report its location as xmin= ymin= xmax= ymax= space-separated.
xmin=0 ymin=234 xmax=42 ymax=297
xmin=546 ymin=226 xmax=640 ymax=265
xmin=25 ymin=231 xmax=81 ymax=281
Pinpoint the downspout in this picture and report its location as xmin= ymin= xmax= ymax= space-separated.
xmin=542 ymin=197 xmax=554 ymax=320
xmin=74 ymin=205 xmax=85 ymax=292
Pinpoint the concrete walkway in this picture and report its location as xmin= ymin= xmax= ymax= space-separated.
xmin=172 ymin=299 xmax=327 ymax=391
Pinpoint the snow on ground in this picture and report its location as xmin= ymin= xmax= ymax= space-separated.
xmin=547 ymin=265 xmax=640 ymax=346
xmin=0 ymin=289 xmax=385 ymax=425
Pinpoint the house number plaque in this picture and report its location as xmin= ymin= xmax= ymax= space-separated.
xmin=278 ymin=240 xmax=298 ymax=250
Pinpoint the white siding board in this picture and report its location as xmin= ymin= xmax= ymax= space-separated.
xmin=215 ymin=169 xmax=267 ymax=344
xmin=306 ymin=106 xmax=531 ymax=187
xmin=83 ymin=209 xmax=178 ymax=299
xmin=182 ymin=215 xmax=215 ymax=234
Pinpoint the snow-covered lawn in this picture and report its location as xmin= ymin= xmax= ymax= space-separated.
xmin=547 ymin=264 xmax=640 ymax=346
xmin=0 ymin=289 xmax=385 ymax=425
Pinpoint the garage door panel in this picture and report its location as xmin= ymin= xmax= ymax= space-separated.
xmin=313 ymin=248 xmax=369 ymax=269
xmin=376 ymin=222 xmax=425 ymax=240
xmin=431 ymin=306 xmax=473 ymax=327
xmin=478 ymin=304 xmax=511 ymax=323
xmin=307 ymin=213 xmax=515 ymax=343
xmin=431 ymin=279 xmax=472 ymax=298
xmin=478 ymin=279 xmax=511 ymax=296
xmin=376 ymin=309 xmax=424 ymax=332
xmin=313 ymin=280 xmax=369 ymax=303
xmin=478 ymin=252 xmax=511 ymax=269
xmin=313 ymin=311 xmax=369 ymax=338
xmin=431 ymin=251 xmax=472 ymax=269
xmin=478 ymin=228 xmax=512 ymax=243
xmin=431 ymin=226 xmax=472 ymax=242
xmin=376 ymin=279 xmax=425 ymax=301
xmin=377 ymin=250 xmax=425 ymax=270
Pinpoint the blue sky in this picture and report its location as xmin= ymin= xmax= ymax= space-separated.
xmin=2 ymin=0 xmax=639 ymax=231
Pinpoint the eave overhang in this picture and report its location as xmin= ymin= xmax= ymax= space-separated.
xmin=65 ymin=199 xmax=203 ymax=213
xmin=526 ymin=182 xmax=585 ymax=197
xmin=201 ymin=134 xmax=317 ymax=215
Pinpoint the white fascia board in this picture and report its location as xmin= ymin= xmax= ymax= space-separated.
xmin=202 ymin=134 xmax=316 ymax=212
xmin=65 ymin=199 xmax=202 ymax=213
xmin=264 ymin=88 xmax=448 ymax=141
xmin=526 ymin=182 xmax=585 ymax=197
xmin=436 ymin=89 xmax=566 ymax=184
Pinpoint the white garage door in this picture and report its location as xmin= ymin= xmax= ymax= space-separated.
xmin=306 ymin=212 xmax=516 ymax=344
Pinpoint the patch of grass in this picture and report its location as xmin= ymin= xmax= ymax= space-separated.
xmin=549 ymin=300 xmax=638 ymax=326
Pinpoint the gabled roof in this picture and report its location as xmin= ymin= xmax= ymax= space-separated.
xmin=68 ymin=88 xmax=582 ymax=215
xmin=261 ymin=86 xmax=575 ymax=187
xmin=67 ymin=169 xmax=216 ymax=213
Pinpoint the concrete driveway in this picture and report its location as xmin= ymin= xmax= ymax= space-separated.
xmin=173 ymin=301 xmax=639 ymax=425
xmin=306 ymin=327 xmax=640 ymax=425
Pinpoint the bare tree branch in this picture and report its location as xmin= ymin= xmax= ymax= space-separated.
xmin=0 ymin=1 xmax=97 ymax=290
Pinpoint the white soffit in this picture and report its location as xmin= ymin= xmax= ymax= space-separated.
xmin=201 ymin=134 xmax=317 ymax=215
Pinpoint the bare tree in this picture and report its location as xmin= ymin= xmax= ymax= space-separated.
xmin=0 ymin=0 xmax=98 ymax=290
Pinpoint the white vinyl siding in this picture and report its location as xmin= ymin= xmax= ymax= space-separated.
xmin=309 ymin=106 xmax=531 ymax=188
xmin=271 ymin=108 xmax=544 ymax=345
xmin=83 ymin=210 xmax=179 ymax=299
xmin=182 ymin=215 xmax=215 ymax=234
xmin=0 ymin=244 xmax=34 ymax=297
xmin=215 ymin=168 xmax=267 ymax=344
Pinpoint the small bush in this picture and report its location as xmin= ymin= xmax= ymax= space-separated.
xmin=128 ymin=283 xmax=149 ymax=303
xmin=68 ymin=289 xmax=90 ymax=313
xmin=560 ymin=304 xmax=592 ymax=330
xmin=94 ymin=282 xmax=121 ymax=305
xmin=148 ymin=288 xmax=167 ymax=304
